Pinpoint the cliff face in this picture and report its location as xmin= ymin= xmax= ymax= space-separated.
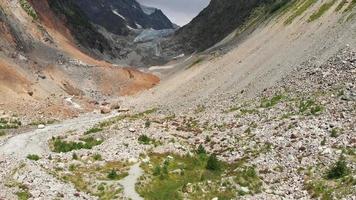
xmin=72 ymin=0 xmax=174 ymax=35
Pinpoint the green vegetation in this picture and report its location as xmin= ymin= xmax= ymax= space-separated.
xmin=176 ymin=117 xmax=202 ymax=134
xmin=107 ymin=169 xmax=125 ymax=180
xmin=51 ymin=137 xmax=103 ymax=153
xmin=29 ymin=119 xmax=57 ymax=126
xmin=196 ymin=144 xmax=207 ymax=155
xmin=0 ymin=118 xmax=21 ymax=129
xmin=335 ymin=0 xmax=347 ymax=12
xmin=285 ymin=0 xmax=318 ymax=24
xmin=187 ymin=58 xmax=204 ymax=69
xmin=206 ymin=154 xmax=221 ymax=171
xmin=270 ymin=0 xmax=291 ymax=14
xmin=26 ymin=154 xmax=40 ymax=161
xmin=330 ymin=128 xmax=343 ymax=138
xmin=16 ymin=190 xmax=31 ymax=200
xmin=0 ymin=130 xmax=6 ymax=137
xmin=19 ymin=0 xmax=38 ymax=20
xmin=61 ymin=161 xmax=129 ymax=200
xmin=145 ymin=120 xmax=151 ymax=128
xmin=260 ymin=94 xmax=285 ymax=108
xmin=84 ymin=127 xmax=103 ymax=135
xmin=305 ymin=156 xmax=354 ymax=199
xmin=298 ymin=99 xmax=324 ymax=115
xmin=92 ymin=153 xmax=102 ymax=161
xmin=309 ymin=0 xmax=336 ymax=22
xmin=326 ymin=157 xmax=350 ymax=179
xmin=95 ymin=108 xmax=157 ymax=129
xmin=138 ymin=153 xmax=262 ymax=200
xmin=306 ymin=180 xmax=333 ymax=200
xmin=343 ymin=0 xmax=356 ymax=13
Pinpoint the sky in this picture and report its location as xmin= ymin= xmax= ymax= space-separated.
xmin=137 ymin=0 xmax=210 ymax=26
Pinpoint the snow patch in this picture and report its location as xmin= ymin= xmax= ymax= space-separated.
xmin=112 ymin=10 xmax=126 ymax=20
xmin=140 ymin=4 xmax=157 ymax=15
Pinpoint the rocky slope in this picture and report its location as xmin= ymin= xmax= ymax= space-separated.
xmin=163 ymin=0 xmax=291 ymax=54
xmin=0 ymin=0 xmax=355 ymax=199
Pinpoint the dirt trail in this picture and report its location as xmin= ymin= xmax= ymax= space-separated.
xmin=120 ymin=163 xmax=144 ymax=200
xmin=0 ymin=113 xmax=118 ymax=158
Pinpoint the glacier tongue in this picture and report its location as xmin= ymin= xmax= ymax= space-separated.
xmin=134 ymin=29 xmax=175 ymax=43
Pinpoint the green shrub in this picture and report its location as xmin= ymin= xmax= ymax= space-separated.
xmin=145 ymin=120 xmax=151 ymax=128
xmin=196 ymin=144 xmax=207 ymax=155
xmin=93 ymin=153 xmax=102 ymax=161
xmin=107 ymin=169 xmax=119 ymax=180
xmin=206 ymin=154 xmax=220 ymax=171
xmin=51 ymin=137 xmax=103 ymax=153
xmin=326 ymin=157 xmax=349 ymax=179
xmin=27 ymin=154 xmax=40 ymax=161
xmin=153 ymin=165 xmax=161 ymax=176
xmin=138 ymin=135 xmax=151 ymax=145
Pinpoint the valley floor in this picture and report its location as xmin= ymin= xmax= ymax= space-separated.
xmin=0 ymin=46 xmax=355 ymax=200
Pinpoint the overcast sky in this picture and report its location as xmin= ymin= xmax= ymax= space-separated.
xmin=137 ymin=0 xmax=210 ymax=26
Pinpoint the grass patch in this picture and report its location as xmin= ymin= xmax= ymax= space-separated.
xmin=84 ymin=127 xmax=103 ymax=135
xmin=138 ymin=153 xmax=262 ymax=200
xmin=298 ymin=99 xmax=324 ymax=116
xmin=270 ymin=0 xmax=291 ymax=14
xmin=60 ymin=161 xmax=129 ymax=199
xmin=0 ymin=118 xmax=21 ymax=129
xmin=260 ymin=94 xmax=285 ymax=108
xmin=29 ymin=119 xmax=57 ymax=126
xmin=95 ymin=108 xmax=157 ymax=129
xmin=26 ymin=154 xmax=40 ymax=161
xmin=92 ymin=153 xmax=102 ymax=161
xmin=343 ymin=0 xmax=356 ymax=13
xmin=50 ymin=137 xmax=103 ymax=153
xmin=138 ymin=135 xmax=160 ymax=146
xmin=284 ymin=0 xmax=318 ymax=24
xmin=16 ymin=190 xmax=31 ymax=200
xmin=19 ymin=0 xmax=38 ymax=20
xmin=326 ymin=157 xmax=350 ymax=179
xmin=305 ymin=156 xmax=355 ymax=199
xmin=309 ymin=0 xmax=337 ymax=22
xmin=335 ymin=0 xmax=347 ymax=12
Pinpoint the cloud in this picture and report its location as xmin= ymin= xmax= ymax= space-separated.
xmin=137 ymin=0 xmax=210 ymax=26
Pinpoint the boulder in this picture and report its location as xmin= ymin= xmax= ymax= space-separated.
xmin=38 ymin=124 xmax=45 ymax=129
xmin=100 ymin=107 xmax=111 ymax=114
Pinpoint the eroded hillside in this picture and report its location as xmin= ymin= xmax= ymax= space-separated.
xmin=0 ymin=0 xmax=159 ymax=121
